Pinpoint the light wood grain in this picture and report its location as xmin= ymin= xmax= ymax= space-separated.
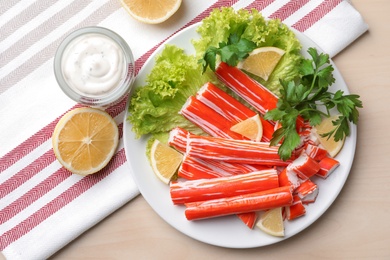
xmin=9 ymin=0 xmax=387 ymax=259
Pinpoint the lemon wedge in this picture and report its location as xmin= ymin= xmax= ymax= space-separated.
xmin=150 ymin=139 xmax=183 ymax=184
xmin=119 ymin=0 xmax=182 ymax=24
xmin=230 ymin=114 xmax=263 ymax=142
xmin=237 ymin=46 xmax=285 ymax=81
xmin=314 ymin=115 xmax=346 ymax=157
xmin=256 ymin=207 xmax=284 ymax=237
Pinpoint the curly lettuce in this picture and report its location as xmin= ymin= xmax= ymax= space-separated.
xmin=127 ymin=44 xmax=218 ymax=139
xmin=192 ymin=7 xmax=302 ymax=95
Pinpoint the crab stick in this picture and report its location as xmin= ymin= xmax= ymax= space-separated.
xmin=237 ymin=212 xmax=258 ymax=229
xmin=196 ymin=82 xmax=274 ymax=142
xmin=196 ymin=82 xmax=255 ymax=123
xmin=215 ymin=62 xmax=279 ymax=115
xmin=278 ymin=168 xmax=301 ymax=190
xmin=176 ymin=151 xmax=263 ymax=229
xmin=180 ymin=96 xmax=246 ymax=140
xmin=170 ymin=169 xmax=279 ymax=205
xmin=178 ymin=155 xmax=233 ymax=180
xmin=203 ymin=159 xmax=270 ymax=175
xmin=185 ymin=186 xmax=293 ymax=221
xmin=187 ymin=134 xmax=292 ymax=166
xmin=168 ymin=127 xmax=189 ymax=153
xmin=287 ymin=152 xmax=320 ymax=180
xmin=285 ymin=195 xmax=306 ymax=220
xmin=304 ymin=143 xmax=328 ymax=161
xmin=295 ymin=179 xmax=318 ymax=204
xmin=296 ymin=128 xmax=312 ymax=153
xmin=301 ymin=128 xmax=320 ymax=146
xmin=215 ymin=62 xmax=305 ymax=129
xmin=316 ymin=157 xmax=340 ymax=179
xmin=169 ymin=127 xmax=270 ymax=176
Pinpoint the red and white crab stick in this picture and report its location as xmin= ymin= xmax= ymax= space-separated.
xmin=316 ymin=156 xmax=340 ymax=179
xmin=203 ymin=157 xmax=270 ymax=175
xmin=170 ymin=169 xmax=279 ymax=205
xmin=196 ymin=82 xmax=274 ymax=142
xmin=173 ymin=168 xmax=279 ymax=228
xmin=295 ymin=179 xmax=319 ymax=204
xmin=196 ymin=82 xmax=254 ymax=124
xmin=278 ymin=167 xmax=301 ymax=190
xmin=177 ymin=156 xmax=263 ymax=229
xmin=168 ymin=128 xmax=262 ymax=229
xmin=168 ymin=127 xmax=188 ymax=153
xmin=178 ymin=155 xmax=233 ymax=180
xmin=169 ymin=127 xmax=270 ymax=179
xmin=178 ymin=155 xmax=270 ymax=180
xmin=187 ymin=134 xmax=292 ymax=166
xmin=185 ymin=186 xmax=293 ymax=221
xmin=305 ymin=143 xmax=328 ymax=161
xmin=215 ymin=62 xmax=305 ymax=130
xmin=215 ymin=62 xmax=279 ymax=116
xmin=180 ymin=96 xmax=245 ymax=140
xmin=287 ymin=152 xmax=320 ymax=180
xmin=285 ymin=195 xmax=306 ymax=220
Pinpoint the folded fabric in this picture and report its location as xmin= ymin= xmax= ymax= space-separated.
xmin=0 ymin=0 xmax=368 ymax=259
xmin=287 ymin=0 xmax=369 ymax=57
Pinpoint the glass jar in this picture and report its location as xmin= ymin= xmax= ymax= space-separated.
xmin=54 ymin=26 xmax=135 ymax=107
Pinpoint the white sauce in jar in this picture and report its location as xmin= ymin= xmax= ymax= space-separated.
xmin=61 ymin=33 xmax=126 ymax=96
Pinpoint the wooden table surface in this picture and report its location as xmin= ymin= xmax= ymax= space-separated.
xmin=4 ymin=0 xmax=389 ymax=259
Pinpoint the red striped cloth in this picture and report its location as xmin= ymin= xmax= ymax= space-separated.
xmin=0 ymin=0 xmax=367 ymax=258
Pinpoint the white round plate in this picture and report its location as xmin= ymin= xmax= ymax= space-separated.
xmin=123 ymin=22 xmax=356 ymax=248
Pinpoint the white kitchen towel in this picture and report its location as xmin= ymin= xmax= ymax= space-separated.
xmin=0 ymin=0 xmax=368 ymax=259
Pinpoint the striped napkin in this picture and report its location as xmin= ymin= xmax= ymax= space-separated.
xmin=0 ymin=0 xmax=368 ymax=259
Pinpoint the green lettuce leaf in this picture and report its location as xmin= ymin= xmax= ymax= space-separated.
xmin=128 ymin=8 xmax=304 ymax=141
xmin=127 ymin=44 xmax=218 ymax=138
xmin=192 ymin=7 xmax=302 ymax=96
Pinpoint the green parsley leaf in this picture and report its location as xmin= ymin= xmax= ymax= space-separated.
xmin=200 ymin=26 xmax=256 ymax=72
xmin=199 ymin=46 xmax=219 ymax=73
xmin=265 ymin=48 xmax=363 ymax=160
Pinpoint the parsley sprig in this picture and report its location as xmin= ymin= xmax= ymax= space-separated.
xmin=199 ymin=24 xmax=257 ymax=73
xmin=265 ymin=48 xmax=363 ymax=160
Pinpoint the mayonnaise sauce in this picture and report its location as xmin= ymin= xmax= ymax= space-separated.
xmin=61 ymin=33 xmax=126 ymax=96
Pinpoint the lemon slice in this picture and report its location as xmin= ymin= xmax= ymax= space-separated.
xmin=119 ymin=0 xmax=182 ymax=24
xmin=230 ymin=114 xmax=263 ymax=142
xmin=150 ymin=139 xmax=183 ymax=184
xmin=314 ymin=115 xmax=345 ymax=157
xmin=52 ymin=107 xmax=119 ymax=176
xmin=256 ymin=207 xmax=284 ymax=237
xmin=237 ymin=47 xmax=285 ymax=81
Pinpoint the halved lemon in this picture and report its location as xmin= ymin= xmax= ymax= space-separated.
xmin=150 ymin=139 xmax=183 ymax=184
xmin=237 ymin=47 xmax=285 ymax=81
xmin=230 ymin=114 xmax=263 ymax=142
xmin=314 ymin=115 xmax=345 ymax=157
xmin=256 ymin=207 xmax=284 ymax=237
xmin=119 ymin=0 xmax=182 ymax=24
xmin=52 ymin=107 xmax=119 ymax=176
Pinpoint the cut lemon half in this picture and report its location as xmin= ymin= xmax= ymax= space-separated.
xmin=314 ymin=115 xmax=345 ymax=157
xmin=237 ymin=47 xmax=285 ymax=81
xmin=150 ymin=139 xmax=183 ymax=184
xmin=256 ymin=207 xmax=284 ymax=237
xmin=119 ymin=0 xmax=182 ymax=24
xmin=230 ymin=114 xmax=263 ymax=142
xmin=52 ymin=107 xmax=119 ymax=176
